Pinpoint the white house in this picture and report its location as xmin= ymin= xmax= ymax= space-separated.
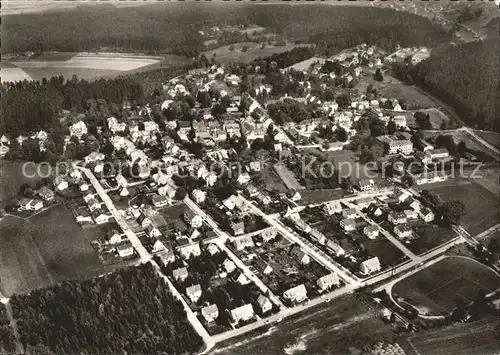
xmin=192 ymin=189 xmax=206 ymax=203
xmin=172 ymin=267 xmax=189 ymax=282
xmin=327 ymin=240 xmax=345 ymax=257
xmin=291 ymin=246 xmax=310 ymax=265
xmin=317 ymin=273 xmax=340 ymax=291
xmin=342 ymin=208 xmax=357 ymax=219
xmin=70 ymin=120 xmax=87 ymax=138
xmin=184 ymin=210 xmax=203 ymax=228
xmin=186 ymin=284 xmax=202 ymax=304
xmin=230 ymin=304 xmax=254 ymax=323
xmin=364 ymin=225 xmax=380 ymax=239
xmin=177 ymin=242 xmax=201 ymax=260
xmin=256 ymin=294 xmax=272 ymax=314
xmin=419 ymin=207 xmax=435 ymax=222
xmin=360 ymin=257 xmax=381 ymax=274
xmin=223 ymin=258 xmax=237 ymax=274
xmin=53 ymin=176 xmax=68 ymax=191
xmin=233 ymin=235 xmax=255 ymax=251
xmin=323 ymin=201 xmax=342 ymax=216
xmin=283 ymin=284 xmax=308 ymax=304
xmin=340 ymin=218 xmax=356 ymax=232
xmin=201 ymin=304 xmax=219 ymax=324
xmin=116 ymin=243 xmax=134 ymax=258
xmin=394 ymin=224 xmax=412 ymax=239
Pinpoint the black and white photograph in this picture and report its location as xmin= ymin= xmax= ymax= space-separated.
xmin=0 ymin=0 xmax=499 ymax=354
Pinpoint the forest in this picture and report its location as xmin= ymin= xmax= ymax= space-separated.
xmin=3 ymin=4 xmax=451 ymax=57
xmin=10 ymin=263 xmax=203 ymax=355
xmin=392 ymin=38 xmax=500 ymax=132
xmin=0 ymin=76 xmax=143 ymax=137
xmin=0 ymin=306 xmax=16 ymax=354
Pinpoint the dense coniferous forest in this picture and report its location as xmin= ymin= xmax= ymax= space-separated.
xmin=392 ymin=38 xmax=500 ymax=132
xmin=10 ymin=264 xmax=203 ymax=355
xmin=0 ymin=76 xmax=143 ymax=136
xmin=0 ymin=306 xmax=16 ymax=354
xmin=3 ymin=4 xmax=450 ymax=56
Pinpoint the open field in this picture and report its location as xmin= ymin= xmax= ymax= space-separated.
xmin=202 ymin=43 xmax=309 ymax=63
xmin=285 ymin=57 xmax=326 ymax=72
xmin=1 ymin=67 xmax=33 ymax=82
xmin=405 ymin=317 xmax=500 ymax=355
xmin=474 ymin=130 xmax=500 ymax=150
xmin=299 ymin=189 xmax=348 ymax=205
xmin=392 ymin=257 xmax=500 ymax=316
xmin=0 ymin=161 xmax=51 ymax=208
xmin=426 ymin=181 xmax=499 ymax=235
xmin=409 ymin=225 xmax=457 ymax=255
xmin=363 ymin=238 xmax=407 ymax=268
xmin=1 ymin=52 xmax=186 ymax=82
xmin=274 ymin=163 xmax=305 ymax=191
xmin=0 ymin=205 xmax=123 ymax=296
xmin=211 ymin=294 xmax=397 ymax=355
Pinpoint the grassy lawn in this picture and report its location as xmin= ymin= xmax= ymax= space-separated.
xmin=363 ymin=238 xmax=407 ymax=268
xmin=474 ymin=130 xmax=500 ymax=150
xmin=406 ymin=317 xmax=500 ymax=355
xmin=408 ymin=224 xmax=457 ymax=255
xmin=392 ymin=256 xmax=500 ymax=316
xmin=0 ymin=205 xmax=120 ymax=296
xmin=211 ymin=294 xmax=398 ymax=355
xmin=202 ymin=43 xmax=309 ymax=63
xmin=0 ymin=161 xmax=51 ymax=208
xmin=299 ymin=189 xmax=348 ymax=205
xmin=427 ymin=181 xmax=500 ymax=235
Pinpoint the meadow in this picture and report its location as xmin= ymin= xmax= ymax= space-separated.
xmin=202 ymin=43 xmax=309 ymax=63
xmin=0 ymin=205 xmax=121 ymax=296
xmin=392 ymin=257 xmax=500 ymax=316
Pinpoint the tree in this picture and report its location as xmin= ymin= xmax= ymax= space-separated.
xmin=241 ymin=46 xmax=248 ymax=52
xmin=401 ymin=173 xmax=415 ymax=187
xmin=387 ymin=119 xmax=397 ymax=135
xmin=335 ymin=127 xmax=348 ymax=142
xmin=414 ymin=111 xmax=432 ymax=130
xmin=441 ymin=200 xmax=466 ymax=226
xmin=373 ymin=68 xmax=384 ymax=82
xmin=229 ymin=45 xmax=235 ymax=52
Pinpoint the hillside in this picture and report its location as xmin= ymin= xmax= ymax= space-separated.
xmin=3 ymin=4 xmax=451 ymax=57
xmin=393 ymin=38 xmax=500 ymax=132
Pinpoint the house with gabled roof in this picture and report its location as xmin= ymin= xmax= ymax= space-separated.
xmin=323 ymin=201 xmax=342 ymax=216
xmin=317 ymin=273 xmax=340 ymax=291
xmin=291 ymin=245 xmax=310 ymax=265
xmin=256 ymin=294 xmax=272 ymax=314
xmin=233 ymin=235 xmax=254 ymax=250
xmin=201 ymin=304 xmax=219 ymax=324
xmin=340 ymin=218 xmax=356 ymax=232
xmin=360 ymin=256 xmax=381 ymax=274
xmin=230 ymin=304 xmax=254 ymax=323
xmin=394 ymin=223 xmax=412 ymax=239
xmin=186 ymin=284 xmax=202 ymax=304
xmin=363 ymin=225 xmax=379 ymax=239
xmin=283 ymin=284 xmax=307 ymax=304
xmin=254 ymin=259 xmax=273 ymax=275
xmin=172 ymin=267 xmax=189 ymax=282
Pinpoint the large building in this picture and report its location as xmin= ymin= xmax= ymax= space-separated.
xmin=377 ymin=136 xmax=413 ymax=155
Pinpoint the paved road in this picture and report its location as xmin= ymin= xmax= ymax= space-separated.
xmin=343 ymin=200 xmax=419 ymax=262
xmin=79 ymin=168 xmax=213 ymax=348
xmin=237 ymin=194 xmax=360 ymax=286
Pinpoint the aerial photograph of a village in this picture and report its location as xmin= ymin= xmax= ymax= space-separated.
xmin=0 ymin=0 xmax=499 ymax=354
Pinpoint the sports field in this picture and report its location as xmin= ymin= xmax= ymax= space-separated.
xmin=0 ymin=205 xmax=121 ymax=296
xmin=392 ymin=257 xmax=500 ymax=316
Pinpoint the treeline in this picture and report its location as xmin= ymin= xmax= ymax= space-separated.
xmin=10 ymin=263 xmax=203 ymax=355
xmin=3 ymin=4 xmax=450 ymax=57
xmin=0 ymin=306 xmax=16 ymax=354
xmin=392 ymin=39 xmax=500 ymax=132
xmin=0 ymin=76 xmax=143 ymax=136
xmin=250 ymin=46 xmax=316 ymax=73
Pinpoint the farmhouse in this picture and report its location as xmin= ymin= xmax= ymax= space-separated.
xmin=360 ymin=257 xmax=381 ymax=274
xmin=201 ymin=304 xmax=219 ymax=324
xmin=317 ymin=273 xmax=340 ymax=291
xmin=283 ymin=284 xmax=308 ymax=304
xmin=186 ymin=284 xmax=202 ymax=304
xmin=230 ymin=304 xmax=254 ymax=324
xmin=256 ymin=294 xmax=273 ymax=314
xmin=364 ymin=225 xmax=380 ymax=239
